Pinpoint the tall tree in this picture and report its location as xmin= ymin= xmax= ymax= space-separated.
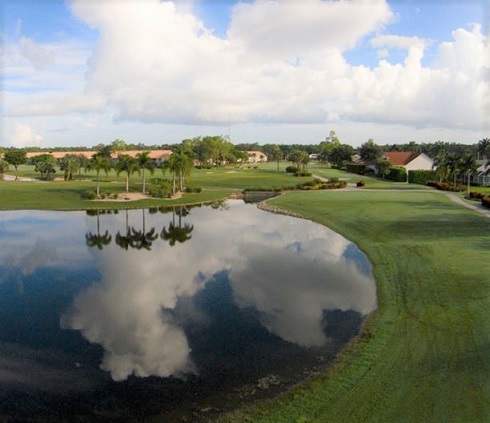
xmin=59 ymin=154 xmax=80 ymax=181
xmin=32 ymin=154 xmax=56 ymax=180
xmin=86 ymin=155 xmax=111 ymax=197
xmin=4 ymin=148 xmax=27 ymax=180
xmin=136 ymin=151 xmax=155 ymax=194
xmin=115 ymin=154 xmax=140 ymax=195
xmin=359 ymin=139 xmax=383 ymax=162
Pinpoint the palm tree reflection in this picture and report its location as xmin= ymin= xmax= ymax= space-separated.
xmin=161 ymin=206 xmax=194 ymax=246
xmin=85 ymin=209 xmax=112 ymax=250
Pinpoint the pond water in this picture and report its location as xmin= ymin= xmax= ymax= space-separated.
xmin=0 ymin=200 xmax=376 ymax=422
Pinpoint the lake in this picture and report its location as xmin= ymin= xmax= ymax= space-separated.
xmin=0 ymin=200 xmax=376 ymax=422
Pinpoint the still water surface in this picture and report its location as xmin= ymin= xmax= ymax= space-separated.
xmin=0 ymin=200 xmax=376 ymax=422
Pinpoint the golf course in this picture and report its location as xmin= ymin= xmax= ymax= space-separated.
xmin=1 ymin=163 xmax=489 ymax=422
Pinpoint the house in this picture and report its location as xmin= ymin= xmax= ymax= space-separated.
xmin=475 ymin=159 xmax=489 ymax=186
xmin=247 ymin=151 xmax=267 ymax=163
xmin=26 ymin=150 xmax=172 ymax=166
xmin=383 ymin=151 xmax=434 ymax=171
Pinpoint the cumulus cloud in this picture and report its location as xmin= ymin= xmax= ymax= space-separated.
xmin=9 ymin=122 xmax=43 ymax=147
xmin=62 ymin=0 xmax=489 ymax=131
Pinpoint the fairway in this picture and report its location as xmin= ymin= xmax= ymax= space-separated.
xmin=1 ymin=168 xmax=489 ymax=422
xmin=219 ymin=190 xmax=490 ymax=423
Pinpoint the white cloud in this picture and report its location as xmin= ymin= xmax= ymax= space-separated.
xmin=18 ymin=37 xmax=56 ymax=69
xmin=2 ymin=0 xmax=488 ymax=146
xmin=9 ymin=122 xmax=43 ymax=147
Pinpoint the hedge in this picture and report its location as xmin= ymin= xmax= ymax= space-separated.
xmin=408 ymin=169 xmax=437 ymax=185
xmin=387 ymin=166 xmax=407 ymax=182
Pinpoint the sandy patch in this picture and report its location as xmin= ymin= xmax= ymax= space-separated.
xmin=94 ymin=192 xmax=182 ymax=202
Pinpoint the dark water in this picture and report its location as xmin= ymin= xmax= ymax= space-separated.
xmin=0 ymin=200 xmax=376 ymax=422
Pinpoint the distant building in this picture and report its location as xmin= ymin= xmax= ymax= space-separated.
xmin=383 ymin=151 xmax=434 ymax=171
xmin=26 ymin=150 xmax=172 ymax=166
xmin=247 ymin=151 xmax=267 ymax=163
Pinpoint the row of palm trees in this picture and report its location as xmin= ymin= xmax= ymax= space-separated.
xmin=86 ymin=150 xmax=193 ymax=198
xmin=85 ymin=207 xmax=194 ymax=251
xmin=432 ymin=152 xmax=481 ymax=187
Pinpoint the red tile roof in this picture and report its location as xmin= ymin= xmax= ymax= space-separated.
xmin=383 ymin=151 xmax=419 ymax=166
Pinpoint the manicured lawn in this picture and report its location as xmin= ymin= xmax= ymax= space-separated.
xmin=218 ymin=190 xmax=490 ymax=423
xmin=2 ymin=165 xmax=489 ymax=423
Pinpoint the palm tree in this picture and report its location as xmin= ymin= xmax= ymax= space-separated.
xmin=85 ymin=209 xmax=112 ymax=250
xmin=115 ymin=154 xmax=140 ymax=196
xmin=136 ymin=151 xmax=155 ymax=194
xmin=86 ymin=155 xmax=111 ymax=197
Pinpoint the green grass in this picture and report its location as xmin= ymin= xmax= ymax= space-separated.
xmin=218 ymin=190 xmax=490 ymax=423
xmin=2 ymin=163 xmax=489 ymax=423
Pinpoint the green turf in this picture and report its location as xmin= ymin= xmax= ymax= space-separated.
xmin=217 ymin=190 xmax=490 ymax=423
xmin=2 ymin=165 xmax=489 ymax=423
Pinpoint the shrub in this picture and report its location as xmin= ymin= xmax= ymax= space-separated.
xmin=346 ymin=163 xmax=366 ymax=175
xmin=482 ymin=196 xmax=490 ymax=209
xmin=409 ymin=170 xmax=437 ymax=185
xmin=356 ymin=180 xmax=365 ymax=187
xmin=387 ymin=166 xmax=407 ymax=182
xmin=469 ymin=191 xmax=485 ymax=200
xmin=285 ymin=166 xmax=298 ymax=173
xmin=295 ymin=172 xmax=312 ymax=177
xmin=81 ymin=190 xmax=96 ymax=200
xmin=427 ymin=181 xmax=465 ymax=192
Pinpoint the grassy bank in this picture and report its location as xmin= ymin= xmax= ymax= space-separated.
xmin=2 ymin=166 xmax=489 ymax=422
xmin=218 ymin=190 xmax=490 ymax=423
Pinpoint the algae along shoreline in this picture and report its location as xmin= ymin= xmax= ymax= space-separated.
xmin=217 ymin=190 xmax=490 ymax=423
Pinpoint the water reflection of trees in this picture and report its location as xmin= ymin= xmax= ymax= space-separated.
xmin=160 ymin=206 xmax=194 ymax=246
xmin=86 ymin=206 xmax=196 ymax=251
xmin=85 ymin=209 xmax=112 ymax=250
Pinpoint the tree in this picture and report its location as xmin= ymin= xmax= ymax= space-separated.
xmin=0 ymin=159 xmax=9 ymax=176
xmin=115 ymin=154 xmax=140 ymax=195
xmin=136 ymin=151 xmax=155 ymax=194
xmin=32 ymin=154 xmax=56 ymax=180
xmin=376 ymin=158 xmax=391 ymax=179
xmin=4 ymin=148 xmax=27 ymax=180
xmin=265 ymin=144 xmax=282 ymax=171
xmin=288 ymin=149 xmax=309 ymax=173
xmin=111 ymin=139 xmax=127 ymax=152
xmin=477 ymin=138 xmax=489 ymax=160
xmin=86 ymin=155 xmax=111 ymax=197
xmin=165 ymin=151 xmax=193 ymax=195
xmin=59 ymin=154 xmax=80 ymax=181
xmin=327 ymin=144 xmax=355 ymax=167
xmin=359 ymin=139 xmax=383 ymax=162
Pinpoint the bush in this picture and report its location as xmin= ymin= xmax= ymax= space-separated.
xmin=387 ymin=166 xmax=407 ymax=182
xmin=409 ymin=170 xmax=437 ymax=185
xmin=285 ymin=166 xmax=298 ymax=173
xmin=356 ymin=180 xmax=365 ymax=187
xmin=427 ymin=181 xmax=465 ymax=192
xmin=81 ymin=190 xmax=96 ymax=200
xmin=482 ymin=196 xmax=490 ymax=209
xmin=295 ymin=172 xmax=312 ymax=177
xmin=346 ymin=163 xmax=366 ymax=175
xmin=469 ymin=191 xmax=485 ymax=200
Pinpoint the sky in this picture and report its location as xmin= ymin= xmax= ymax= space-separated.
xmin=1 ymin=0 xmax=489 ymax=148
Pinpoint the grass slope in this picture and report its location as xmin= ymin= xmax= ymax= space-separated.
xmin=219 ymin=190 xmax=490 ymax=423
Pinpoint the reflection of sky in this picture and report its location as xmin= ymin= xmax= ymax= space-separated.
xmin=0 ymin=202 xmax=377 ymax=383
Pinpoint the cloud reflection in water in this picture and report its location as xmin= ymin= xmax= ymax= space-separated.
xmin=61 ymin=201 xmax=377 ymax=381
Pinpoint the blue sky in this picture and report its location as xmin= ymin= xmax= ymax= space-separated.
xmin=1 ymin=0 xmax=489 ymax=148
